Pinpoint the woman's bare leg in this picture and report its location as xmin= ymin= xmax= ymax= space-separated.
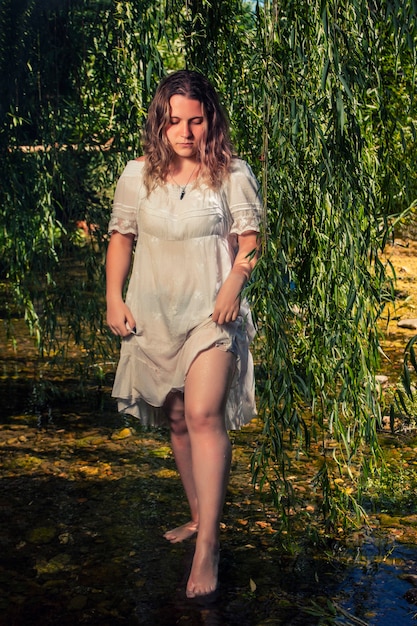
xmin=184 ymin=348 xmax=235 ymax=598
xmin=163 ymin=392 xmax=199 ymax=543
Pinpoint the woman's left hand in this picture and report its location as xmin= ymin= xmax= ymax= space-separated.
xmin=212 ymin=274 xmax=242 ymax=324
xmin=212 ymin=231 xmax=259 ymax=325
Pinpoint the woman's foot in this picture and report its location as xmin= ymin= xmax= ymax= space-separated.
xmin=186 ymin=541 xmax=219 ymax=598
xmin=163 ymin=521 xmax=198 ymax=543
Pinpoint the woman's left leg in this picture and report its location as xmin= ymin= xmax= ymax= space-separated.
xmin=163 ymin=392 xmax=199 ymax=543
xmin=183 ymin=347 xmax=235 ymax=598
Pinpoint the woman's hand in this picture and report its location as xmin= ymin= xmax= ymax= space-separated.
xmin=212 ymin=273 xmax=243 ymax=324
xmin=106 ymin=298 xmax=136 ymax=337
xmin=212 ymin=231 xmax=259 ymax=325
xmin=106 ymin=231 xmax=136 ymax=337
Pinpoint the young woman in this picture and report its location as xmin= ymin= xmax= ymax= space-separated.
xmin=106 ymin=70 xmax=262 ymax=598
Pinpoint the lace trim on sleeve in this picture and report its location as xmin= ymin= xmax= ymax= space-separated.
xmin=230 ymin=205 xmax=262 ymax=235
xmin=108 ymin=214 xmax=138 ymax=237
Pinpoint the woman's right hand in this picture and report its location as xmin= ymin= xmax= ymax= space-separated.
xmin=106 ymin=231 xmax=136 ymax=337
xmin=106 ymin=298 xmax=136 ymax=337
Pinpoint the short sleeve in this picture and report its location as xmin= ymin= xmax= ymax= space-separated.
xmin=108 ymin=161 xmax=145 ymax=238
xmin=226 ymin=159 xmax=263 ymax=235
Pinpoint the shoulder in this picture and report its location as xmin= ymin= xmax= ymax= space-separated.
xmin=230 ymin=156 xmax=249 ymax=172
xmin=223 ymin=157 xmax=262 ymax=212
xmin=114 ymin=160 xmax=146 ymax=201
xmin=228 ymin=157 xmax=260 ymax=191
xmin=119 ymin=159 xmax=146 ymax=178
xmin=229 ymin=157 xmax=258 ymax=181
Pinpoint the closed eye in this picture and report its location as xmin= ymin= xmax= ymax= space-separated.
xmin=169 ymin=117 xmax=204 ymax=125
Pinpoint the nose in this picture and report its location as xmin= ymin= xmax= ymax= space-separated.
xmin=180 ymin=121 xmax=192 ymax=138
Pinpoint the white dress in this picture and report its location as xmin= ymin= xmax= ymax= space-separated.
xmin=108 ymin=158 xmax=262 ymax=430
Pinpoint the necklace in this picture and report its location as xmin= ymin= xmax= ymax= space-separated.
xmin=170 ymin=164 xmax=198 ymax=199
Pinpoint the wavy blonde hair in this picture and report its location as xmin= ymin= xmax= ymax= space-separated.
xmin=142 ymin=70 xmax=233 ymax=193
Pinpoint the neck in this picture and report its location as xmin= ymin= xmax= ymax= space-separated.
xmin=169 ymin=160 xmax=199 ymax=186
xmin=170 ymin=157 xmax=199 ymax=177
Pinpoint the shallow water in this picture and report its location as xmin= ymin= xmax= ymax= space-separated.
xmin=0 ymin=400 xmax=335 ymax=625
xmin=1 ymin=375 xmax=417 ymax=625
xmin=336 ymin=539 xmax=417 ymax=625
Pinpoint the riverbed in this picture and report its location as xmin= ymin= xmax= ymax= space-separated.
xmin=2 ymin=239 xmax=417 ymax=624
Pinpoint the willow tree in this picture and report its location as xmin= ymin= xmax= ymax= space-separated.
xmin=171 ymin=0 xmax=417 ymax=528
xmin=248 ymin=1 xmax=416 ymax=528
xmin=1 ymin=0 xmax=416 ymax=529
xmin=0 ymin=0 xmax=167 ymax=369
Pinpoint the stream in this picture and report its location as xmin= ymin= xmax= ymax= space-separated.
xmin=1 ymin=359 xmax=417 ymax=624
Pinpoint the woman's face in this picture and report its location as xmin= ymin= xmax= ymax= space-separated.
xmin=165 ymin=95 xmax=206 ymax=161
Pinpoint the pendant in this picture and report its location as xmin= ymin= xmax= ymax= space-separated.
xmin=180 ymin=188 xmax=186 ymax=200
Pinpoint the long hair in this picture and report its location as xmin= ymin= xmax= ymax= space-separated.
xmin=142 ymin=70 xmax=233 ymax=193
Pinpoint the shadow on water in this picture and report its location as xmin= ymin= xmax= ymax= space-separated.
xmin=1 ymin=376 xmax=417 ymax=625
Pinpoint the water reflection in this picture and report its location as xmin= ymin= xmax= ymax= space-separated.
xmin=337 ymin=539 xmax=417 ymax=625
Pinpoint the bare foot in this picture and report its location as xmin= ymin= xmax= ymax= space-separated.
xmin=163 ymin=521 xmax=198 ymax=543
xmin=186 ymin=541 xmax=219 ymax=598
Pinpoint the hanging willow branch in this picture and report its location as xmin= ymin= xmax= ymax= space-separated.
xmin=246 ymin=0 xmax=416 ymax=529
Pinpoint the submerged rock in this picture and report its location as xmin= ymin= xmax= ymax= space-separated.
xmin=404 ymin=588 xmax=417 ymax=605
xmin=398 ymin=318 xmax=417 ymax=330
xmin=26 ymin=526 xmax=57 ymax=544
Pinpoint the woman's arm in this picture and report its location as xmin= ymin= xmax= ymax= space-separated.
xmin=212 ymin=231 xmax=259 ymax=325
xmin=106 ymin=231 xmax=136 ymax=336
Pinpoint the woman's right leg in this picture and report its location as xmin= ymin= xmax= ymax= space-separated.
xmin=183 ymin=348 xmax=235 ymax=598
xmin=163 ymin=392 xmax=199 ymax=543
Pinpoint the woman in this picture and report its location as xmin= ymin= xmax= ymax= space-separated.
xmin=106 ymin=70 xmax=262 ymax=598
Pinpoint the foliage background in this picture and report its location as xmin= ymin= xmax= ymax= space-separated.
xmin=1 ymin=0 xmax=416 ymax=528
